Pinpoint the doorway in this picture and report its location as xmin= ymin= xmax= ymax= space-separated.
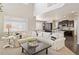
xmin=58 ymin=20 xmax=77 ymax=53
xmin=64 ymin=31 xmax=75 ymax=52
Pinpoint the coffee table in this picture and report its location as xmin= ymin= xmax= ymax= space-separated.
xmin=20 ymin=41 xmax=51 ymax=55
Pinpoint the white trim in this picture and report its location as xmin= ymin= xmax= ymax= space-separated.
xmin=34 ymin=3 xmax=65 ymax=16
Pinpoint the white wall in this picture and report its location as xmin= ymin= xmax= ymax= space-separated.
xmin=73 ymin=16 xmax=79 ymax=44
xmin=0 ymin=12 xmax=4 ymax=33
xmin=1 ymin=3 xmax=36 ymax=34
xmin=76 ymin=16 xmax=79 ymax=44
xmin=3 ymin=3 xmax=34 ymax=18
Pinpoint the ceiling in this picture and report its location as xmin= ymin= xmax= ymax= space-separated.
xmin=1 ymin=3 xmax=79 ymax=21
xmin=2 ymin=3 xmax=34 ymax=18
xmin=40 ymin=3 xmax=79 ymax=20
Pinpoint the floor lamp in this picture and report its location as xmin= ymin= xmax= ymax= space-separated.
xmin=6 ymin=24 xmax=12 ymax=35
xmin=3 ymin=24 xmax=14 ymax=48
xmin=6 ymin=24 xmax=11 ymax=44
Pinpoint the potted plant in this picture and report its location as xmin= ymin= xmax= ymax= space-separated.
xmin=26 ymin=37 xmax=38 ymax=48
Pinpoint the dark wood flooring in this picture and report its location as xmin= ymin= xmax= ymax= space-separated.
xmin=65 ymin=36 xmax=79 ymax=55
xmin=65 ymin=36 xmax=74 ymax=52
xmin=76 ymin=44 xmax=79 ymax=54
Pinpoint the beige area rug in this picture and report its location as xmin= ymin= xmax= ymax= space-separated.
xmin=0 ymin=47 xmax=22 ymax=55
xmin=0 ymin=47 xmax=75 ymax=55
xmin=0 ymin=39 xmax=75 ymax=55
xmin=56 ymin=47 xmax=75 ymax=55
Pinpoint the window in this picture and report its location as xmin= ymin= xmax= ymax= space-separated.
xmin=4 ymin=16 xmax=28 ymax=32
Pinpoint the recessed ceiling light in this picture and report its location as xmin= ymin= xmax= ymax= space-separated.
xmin=23 ymin=3 xmax=29 ymax=5
xmin=64 ymin=16 xmax=66 ymax=17
xmin=71 ymin=11 xmax=75 ymax=13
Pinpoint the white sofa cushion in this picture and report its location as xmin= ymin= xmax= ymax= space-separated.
xmin=43 ymin=32 xmax=51 ymax=39
xmin=37 ymin=32 xmax=51 ymax=44
xmin=38 ymin=31 xmax=43 ymax=37
xmin=20 ymin=31 xmax=66 ymax=50
xmin=51 ymin=31 xmax=64 ymax=39
xmin=37 ymin=37 xmax=65 ymax=50
xmin=51 ymin=38 xmax=65 ymax=50
xmin=31 ymin=31 xmax=37 ymax=37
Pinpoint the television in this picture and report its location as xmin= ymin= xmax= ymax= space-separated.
xmin=43 ymin=23 xmax=52 ymax=32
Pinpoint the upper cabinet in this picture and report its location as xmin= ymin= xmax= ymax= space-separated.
xmin=58 ymin=20 xmax=74 ymax=31
xmin=59 ymin=20 xmax=74 ymax=27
